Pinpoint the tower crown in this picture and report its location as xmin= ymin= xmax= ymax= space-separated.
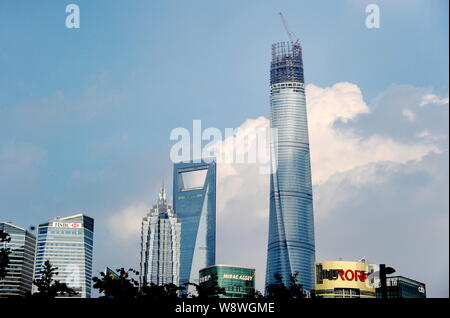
xmin=158 ymin=185 xmax=167 ymax=203
xmin=270 ymin=41 xmax=304 ymax=85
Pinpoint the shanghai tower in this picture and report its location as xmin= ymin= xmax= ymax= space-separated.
xmin=265 ymin=41 xmax=315 ymax=291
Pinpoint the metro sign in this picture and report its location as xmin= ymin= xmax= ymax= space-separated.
xmin=51 ymin=222 xmax=82 ymax=229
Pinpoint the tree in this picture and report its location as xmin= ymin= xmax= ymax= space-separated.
xmin=287 ymin=272 xmax=307 ymax=298
xmin=92 ymin=268 xmax=139 ymax=299
xmin=93 ymin=268 xmax=190 ymax=300
xmin=265 ymin=272 xmax=307 ymax=300
xmin=32 ymin=260 xmax=78 ymax=299
xmin=139 ymin=282 xmax=185 ymax=300
xmin=242 ymin=289 xmax=264 ymax=300
xmin=186 ymin=274 xmax=226 ymax=299
xmin=0 ymin=230 xmax=11 ymax=279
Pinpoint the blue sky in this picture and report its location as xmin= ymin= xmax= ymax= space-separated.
xmin=0 ymin=0 xmax=448 ymax=297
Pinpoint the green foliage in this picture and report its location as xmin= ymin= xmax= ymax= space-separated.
xmin=32 ymin=260 xmax=78 ymax=299
xmin=139 ymin=282 xmax=185 ymax=300
xmin=92 ymin=266 xmax=311 ymax=300
xmin=265 ymin=272 xmax=307 ymax=300
xmin=92 ymin=268 xmax=140 ymax=299
xmin=0 ymin=230 xmax=11 ymax=279
xmin=186 ymin=273 xmax=226 ymax=299
xmin=93 ymin=268 xmax=188 ymax=300
xmin=242 ymin=289 xmax=265 ymax=300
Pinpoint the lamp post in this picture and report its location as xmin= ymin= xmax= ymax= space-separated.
xmin=379 ymin=264 xmax=396 ymax=298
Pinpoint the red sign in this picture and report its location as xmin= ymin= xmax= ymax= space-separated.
xmin=337 ymin=269 xmax=368 ymax=282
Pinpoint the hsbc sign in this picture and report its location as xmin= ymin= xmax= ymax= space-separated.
xmin=51 ymin=222 xmax=82 ymax=229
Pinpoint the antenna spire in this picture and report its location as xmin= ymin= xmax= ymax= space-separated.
xmin=158 ymin=181 xmax=166 ymax=202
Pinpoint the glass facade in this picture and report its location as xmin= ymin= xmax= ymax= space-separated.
xmin=376 ymin=276 xmax=427 ymax=298
xmin=0 ymin=223 xmax=36 ymax=297
xmin=140 ymin=186 xmax=181 ymax=286
xmin=173 ymin=159 xmax=216 ymax=292
xmin=266 ymin=42 xmax=316 ymax=291
xmin=199 ymin=265 xmax=255 ymax=298
xmin=33 ymin=213 xmax=94 ymax=298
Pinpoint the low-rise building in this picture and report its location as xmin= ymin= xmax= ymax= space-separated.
xmin=314 ymin=261 xmax=376 ymax=298
xmin=199 ymin=264 xmax=255 ymax=298
xmin=376 ymin=276 xmax=426 ymax=298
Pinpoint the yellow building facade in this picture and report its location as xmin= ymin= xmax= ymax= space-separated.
xmin=314 ymin=261 xmax=376 ymax=298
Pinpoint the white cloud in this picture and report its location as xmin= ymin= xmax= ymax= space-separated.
xmin=402 ymin=108 xmax=416 ymax=122
xmin=306 ymin=82 xmax=439 ymax=184
xmin=213 ymin=82 xmax=440 ymax=189
xmin=206 ymin=116 xmax=271 ymax=179
xmin=107 ymin=203 xmax=148 ymax=242
xmin=420 ymin=93 xmax=449 ymax=107
xmin=417 ymin=130 xmax=432 ymax=138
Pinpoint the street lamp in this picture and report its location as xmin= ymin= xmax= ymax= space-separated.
xmin=379 ymin=264 xmax=396 ymax=299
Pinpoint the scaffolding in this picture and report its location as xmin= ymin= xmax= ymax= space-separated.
xmin=270 ymin=42 xmax=304 ymax=85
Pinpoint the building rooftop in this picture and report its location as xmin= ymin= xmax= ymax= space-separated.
xmin=201 ymin=264 xmax=256 ymax=271
xmin=387 ymin=276 xmax=426 ymax=286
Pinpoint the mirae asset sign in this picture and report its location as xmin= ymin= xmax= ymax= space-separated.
xmin=51 ymin=222 xmax=82 ymax=229
xmin=199 ymin=274 xmax=254 ymax=283
xmin=223 ymin=274 xmax=253 ymax=281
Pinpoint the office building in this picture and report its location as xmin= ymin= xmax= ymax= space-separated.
xmin=173 ymin=159 xmax=216 ymax=292
xmin=33 ymin=213 xmax=94 ymax=298
xmin=199 ymin=265 xmax=255 ymax=298
xmin=0 ymin=222 xmax=36 ymax=297
xmin=376 ymin=276 xmax=426 ymax=298
xmin=266 ymin=41 xmax=316 ymax=291
xmin=140 ymin=186 xmax=181 ymax=286
xmin=314 ymin=261 xmax=377 ymax=298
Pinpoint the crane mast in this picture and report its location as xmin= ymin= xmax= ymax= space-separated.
xmin=279 ymin=12 xmax=300 ymax=47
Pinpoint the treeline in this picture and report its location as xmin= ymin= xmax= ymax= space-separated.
xmin=91 ymin=268 xmax=308 ymax=300
xmin=1 ymin=229 xmax=310 ymax=300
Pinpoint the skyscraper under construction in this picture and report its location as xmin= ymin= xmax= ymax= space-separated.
xmin=265 ymin=41 xmax=316 ymax=292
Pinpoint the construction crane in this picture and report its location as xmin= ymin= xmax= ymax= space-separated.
xmin=279 ymin=12 xmax=300 ymax=47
